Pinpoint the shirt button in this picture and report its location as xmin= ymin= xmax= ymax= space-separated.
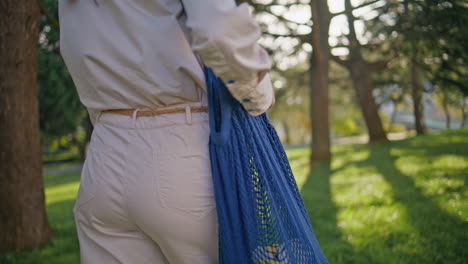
xmin=227 ymin=80 xmax=235 ymax=84
xmin=242 ymin=98 xmax=251 ymax=102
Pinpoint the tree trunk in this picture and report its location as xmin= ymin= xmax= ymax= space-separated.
xmin=389 ymin=101 xmax=398 ymax=131
xmin=442 ymin=89 xmax=451 ymax=129
xmin=411 ymin=59 xmax=426 ymax=134
xmin=348 ymin=59 xmax=388 ymax=143
xmin=309 ymin=0 xmax=331 ymax=162
xmin=461 ymin=108 xmax=466 ymax=128
xmin=460 ymin=97 xmax=466 ymax=128
xmin=0 ymin=0 xmax=51 ymax=251
xmin=342 ymin=0 xmax=388 ymax=144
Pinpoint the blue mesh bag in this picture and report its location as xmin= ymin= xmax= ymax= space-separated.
xmin=204 ymin=66 xmax=330 ymax=264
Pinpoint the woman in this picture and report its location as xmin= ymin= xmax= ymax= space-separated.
xmin=59 ymin=0 xmax=275 ymax=263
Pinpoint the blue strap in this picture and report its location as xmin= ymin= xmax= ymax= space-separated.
xmin=204 ymin=66 xmax=234 ymax=145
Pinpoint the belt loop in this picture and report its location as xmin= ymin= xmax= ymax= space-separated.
xmin=132 ymin=109 xmax=140 ymax=129
xmin=200 ymin=88 xmax=204 ymax=106
xmin=185 ymin=105 xmax=192 ymax=125
xmin=199 ymin=83 xmax=207 ymax=107
xmin=95 ymin=111 xmax=103 ymax=124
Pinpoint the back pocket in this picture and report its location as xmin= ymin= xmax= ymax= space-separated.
xmin=154 ymin=121 xmax=215 ymax=219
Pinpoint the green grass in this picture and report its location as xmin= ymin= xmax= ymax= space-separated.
xmin=291 ymin=129 xmax=468 ymax=264
xmin=2 ymin=129 xmax=467 ymax=264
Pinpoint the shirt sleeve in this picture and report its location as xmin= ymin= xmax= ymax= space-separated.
xmin=181 ymin=0 xmax=274 ymax=116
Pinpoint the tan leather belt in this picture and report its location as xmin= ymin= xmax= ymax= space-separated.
xmin=102 ymin=106 xmax=209 ymax=117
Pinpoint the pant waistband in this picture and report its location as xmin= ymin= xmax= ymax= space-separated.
xmin=95 ymin=105 xmax=209 ymax=130
xmin=94 ymin=84 xmax=209 ymax=129
xmin=101 ymin=105 xmax=208 ymax=118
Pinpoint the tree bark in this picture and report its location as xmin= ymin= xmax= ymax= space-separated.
xmin=442 ymin=89 xmax=451 ymax=129
xmin=342 ymin=0 xmax=388 ymax=144
xmin=348 ymin=58 xmax=388 ymax=143
xmin=461 ymin=97 xmax=466 ymax=128
xmin=0 ymin=0 xmax=51 ymax=251
xmin=411 ymin=59 xmax=426 ymax=134
xmin=309 ymin=0 xmax=331 ymax=162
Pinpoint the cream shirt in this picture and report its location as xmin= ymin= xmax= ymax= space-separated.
xmin=58 ymin=0 xmax=274 ymax=125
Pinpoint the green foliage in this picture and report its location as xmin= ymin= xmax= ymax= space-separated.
xmin=2 ymin=130 xmax=467 ymax=263
xmin=37 ymin=0 xmax=85 ymax=145
xmin=332 ymin=118 xmax=359 ymax=136
xmin=41 ymin=125 xmax=87 ymax=163
xmin=37 ymin=47 xmax=83 ymax=138
xmin=375 ymin=0 xmax=468 ymax=95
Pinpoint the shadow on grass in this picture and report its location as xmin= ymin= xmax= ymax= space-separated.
xmin=391 ymin=131 xmax=468 ymax=159
xmin=301 ymin=162 xmax=375 ymax=263
xmin=368 ymin=142 xmax=467 ymax=263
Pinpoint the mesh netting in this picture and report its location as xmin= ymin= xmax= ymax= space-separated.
xmin=205 ymin=67 xmax=329 ymax=264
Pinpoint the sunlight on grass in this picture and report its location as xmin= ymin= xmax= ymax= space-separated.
xmin=393 ymin=152 xmax=468 ymax=222
xmin=45 ymin=181 xmax=80 ymax=205
xmin=293 ymin=130 xmax=468 ymax=264
xmin=332 ymin=170 xmax=394 ymax=208
xmin=332 ymin=145 xmax=369 ymax=170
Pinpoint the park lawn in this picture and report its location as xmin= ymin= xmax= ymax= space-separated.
xmin=1 ymin=129 xmax=467 ymax=264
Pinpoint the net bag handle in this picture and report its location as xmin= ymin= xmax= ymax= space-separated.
xmin=203 ymin=65 xmax=234 ymax=145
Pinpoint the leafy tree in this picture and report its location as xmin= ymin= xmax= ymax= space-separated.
xmin=373 ymin=0 xmax=468 ymax=133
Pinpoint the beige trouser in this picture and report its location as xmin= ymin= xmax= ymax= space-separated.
xmin=73 ymin=98 xmax=218 ymax=263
